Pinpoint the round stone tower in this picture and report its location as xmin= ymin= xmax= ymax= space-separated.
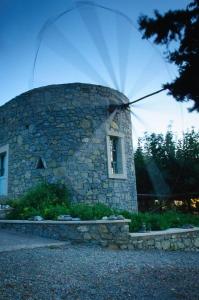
xmin=0 ymin=83 xmax=137 ymax=211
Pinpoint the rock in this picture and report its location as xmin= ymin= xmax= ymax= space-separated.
xmin=53 ymin=167 xmax=66 ymax=177
xmin=17 ymin=135 xmax=23 ymax=145
xmin=120 ymin=225 xmax=129 ymax=233
xmin=102 ymin=216 xmax=108 ymax=220
xmin=109 ymin=225 xmax=119 ymax=234
xmin=83 ymin=233 xmax=92 ymax=240
xmin=155 ymin=241 xmax=162 ymax=250
xmin=99 ymin=224 xmax=109 ymax=233
xmin=108 ymin=215 xmax=118 ymax=220
xmin=181 ymin=224 xmax=194 ymax=229
xmin=161 ymin=240 xmax=171 ymax=250
xmin=138 ymin=223 xmax=147 ymax=233
xmin=80 ymin=119 xmax=92 ymax=129
xmin=72 ymin=217 xmax=81 ymax=221
xmin=77 ymin=226 xmax=88 ymax=233
xmin=100 ymin=240 xmax=108 ymax=247
xmin=117 ymin=215 xmax=125 ymax=220
xmin=128 ymin=244 xmax=135 ymax=250
xmin=177 ymin=242 xmax=184 ymax=249
xmin=82 ymin=138 xmax=89 ymax=143
xmin=108 ymin=244 xmax=119 ymax=250
xmin=120 ymin=244 xmax=128 ymax=250
xmin=194 ymin=238 xmax=199 ymax=248
xmin=57 ymin=215 xmax=73 ymax=221
xmin=30 ymin=216 xmax=43 ymax=221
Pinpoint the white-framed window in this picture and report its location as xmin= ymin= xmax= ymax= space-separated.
xmin=106 ymin=131 xmax=127 ymax=179
xmin=0 ymin=144 xmax=9 ymax=196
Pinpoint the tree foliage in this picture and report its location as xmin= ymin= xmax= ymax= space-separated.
xmin=134 ymin=128 xmax=199 ymax=211
xmin=138 ymin=0 xmax=199 ymax=111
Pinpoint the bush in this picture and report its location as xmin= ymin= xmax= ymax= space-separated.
xmin=7 ymin=182 xmax=70 ymax=220
xmin=42 ymin=205 xmax=70 ymax=220
xmin=69 ymin=203 xmax=113 ymax=220
xmin=129 ymin=214 xmax=143 ymax=232
xmin=128 ymin=211 xmax=199 ymax=232
xmin=92 ymin=203 xmax=113 ymax=219
xmin=70 ymin=204 xmax=94 ymax=220
xmin=7 ymin=183 xmax=199 ymax=230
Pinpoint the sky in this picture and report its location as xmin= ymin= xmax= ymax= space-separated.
xmin=0 ymin=0 xmax=198 ymax=144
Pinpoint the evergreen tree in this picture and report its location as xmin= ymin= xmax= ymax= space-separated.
xmin=134 ymin=128 xmax=199 ymax=211
xmin=138 ymin=0 xmax=199 ymax=111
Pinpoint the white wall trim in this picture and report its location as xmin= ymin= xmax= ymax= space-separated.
xmin=106 ymin=131 xmax=127 ymax=180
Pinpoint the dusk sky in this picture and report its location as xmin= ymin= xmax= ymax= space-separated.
xmin=0 ymin=0 xmax=198 ymax=142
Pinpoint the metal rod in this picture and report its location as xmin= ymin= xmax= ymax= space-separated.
xmin=123 ymin=88 xmax=167 ymax=108
xmin=108 ymin=87 xmax=167 ymax=113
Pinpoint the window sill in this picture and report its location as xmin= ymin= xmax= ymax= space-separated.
xmin=108 ymin=173 xmax=127 ymax=180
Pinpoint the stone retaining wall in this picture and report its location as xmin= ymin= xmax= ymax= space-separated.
xmin=128 ymin=229 xmax=199 ymax=251
xmin=0 ymin=220 xmax=198 ymax=251
xmin=0 ymin=220 xmax=130 ymax=248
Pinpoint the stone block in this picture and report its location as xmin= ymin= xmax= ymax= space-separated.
xmin=128 ymin=244 xmax=135 ymax=250
xmin=120 ymin=225 xmax=129 ymax=233
xmin=100 ymin=240 xmax=108 ymax=247
xmin=147 ymin=239 xmax=155 ymax=246
xmin=53 ymin=167 xmax=66 ymax=177
xmin=77 ymin=226 xmax=88 ymax=233
xmin=184 ymin=238 xmax=192 ymax=247
xmin=119 ymin=244 xmax=128 ymax=250
xmin=107 ymin=244 xmax=119 ymax=250
xmin=83 ymin=233 xmax=92 ymax=240
xmin=194 ymin=238 xmax=199 ymax=248
xmin=161 ymin=240 xmax=171 ymax=250
xmin=155 ymin=241 xmax=162 ymax=250
xmin=177 ymin=241 xmax=185 ymax=249
xmin=99 ymin=224 xmax=109 ymax=233
xmin=100 ymin=233 xmax=113 ymax=240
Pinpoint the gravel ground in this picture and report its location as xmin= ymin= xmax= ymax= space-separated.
xmin=0 ymin=244 xmax=198 ymax=300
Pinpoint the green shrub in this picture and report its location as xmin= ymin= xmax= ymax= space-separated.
xmin=42 ymin=205 xmax=70 ymax=220
xmin=7 ymin=182 xmax=70 ymax=220
xmin=7 ymin=184 xmax=199 ymax=229
xmin=7 ymin=206 xmax=41 ymax=220
xmin=92 ymin=203 xmax=113 ymax=219
xmin=70 ymin=204 xmax=94 ymax=220
xmin=129 ymin=214 xmax=143 ymax=232
xmin=128 ymin=211 xmax=199 ymax=232
xmin=119 ymin=210 xmax=132 ymax=219
xmin=69 ymin=203 xmax=114 ymax=220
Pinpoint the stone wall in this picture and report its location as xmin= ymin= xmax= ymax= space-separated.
xmin=0 ymin=220 xmax=130 ymax=248
xmin=0 ymin=83 xmax=137 ymax=211
xmin=0 ymin=220 xmax=198 ymax=251
xmin=128 ymin=229 xmax=199 ymax=251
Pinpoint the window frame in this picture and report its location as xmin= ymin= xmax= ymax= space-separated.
xmin=106 ymin=131 xmax=127 ymax=179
